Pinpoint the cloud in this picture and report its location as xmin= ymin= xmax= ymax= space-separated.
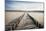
xmin=6 ymin=1 xmax=43 ymax=11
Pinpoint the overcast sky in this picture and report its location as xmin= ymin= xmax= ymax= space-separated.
xmin=5 ymin=0 xmax=43 ymax=11
xmin=6 ymin=0 xmax=43 ymax=2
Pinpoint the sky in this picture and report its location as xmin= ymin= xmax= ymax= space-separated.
xmin=6 ymin=0 xmax=43 ymax=2
xmin=5 ymin=0 xmax=44 ymax=11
